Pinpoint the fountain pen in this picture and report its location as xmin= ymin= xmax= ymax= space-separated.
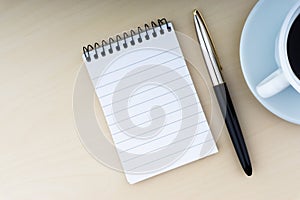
xmin=193 ymin=9 xmax=252 ymax=176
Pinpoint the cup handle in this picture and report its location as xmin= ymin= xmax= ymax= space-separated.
xmin=256 ymin=69 xmax=290 ymax=98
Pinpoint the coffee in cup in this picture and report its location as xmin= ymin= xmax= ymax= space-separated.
xmin=288 ymin=13 xmax=300 ymax=80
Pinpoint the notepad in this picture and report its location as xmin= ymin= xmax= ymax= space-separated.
xmin=82 ymin=19 xmax=218 ymax=184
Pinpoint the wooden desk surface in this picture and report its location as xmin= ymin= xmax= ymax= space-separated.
xmin=1 ymin=0 xmax=300 ymax=199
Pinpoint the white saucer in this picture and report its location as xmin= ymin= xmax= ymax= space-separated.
xmin=240 ymin=0 xmax=300 ymax=125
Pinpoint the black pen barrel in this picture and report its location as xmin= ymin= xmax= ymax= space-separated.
xmin=214 ymin=83 xmax=252 ymax=176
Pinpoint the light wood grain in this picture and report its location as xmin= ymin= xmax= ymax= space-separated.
xmin=1 ymin=0 xmax=300 ymax=199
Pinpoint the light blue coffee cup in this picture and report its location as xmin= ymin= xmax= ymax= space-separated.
xmin=256 ymin=1 xmax=300 ymax=98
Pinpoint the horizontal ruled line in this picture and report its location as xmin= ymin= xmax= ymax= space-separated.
xmin=102 ymin=74 xmax=191 ymax=109
xmin=127 ymin=139 xmax=214 ymax=171
xmin=106 ymin=92 xmax=197 ymax=125
xmin=116 ymin=120 xmax=206 ymax=148
xmin=97 ymin=64 xmax=187 ymax=99
xmin=108 ymin=101 xmax=198 ymax=128
xmin=106 ymin=82 xmax=194 ymax=118
xmin=123 ymin=129 xmax=210 ymax=163
xmin=95 ymin=55 xmax=182 ymax=89
xmin=113 ymin=109 xmax=203 ymax=139
xmin=92 ymin=46 xmax=180 ymax=80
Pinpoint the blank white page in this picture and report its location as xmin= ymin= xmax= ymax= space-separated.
xmin=83 ymin=22 xmax=218 ymax=184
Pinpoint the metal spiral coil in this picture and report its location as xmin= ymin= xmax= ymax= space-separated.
xmin=83 ymin=18 xmax=171 ymax=62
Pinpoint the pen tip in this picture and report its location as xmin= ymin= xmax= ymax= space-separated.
xmin=245 ymin=165 xmax=252 ymax=176
xmin=193 ymin=9 xmax=199 ymax=15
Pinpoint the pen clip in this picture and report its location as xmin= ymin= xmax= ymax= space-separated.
xmin=195 ymin=10 xmax=223 ymax=71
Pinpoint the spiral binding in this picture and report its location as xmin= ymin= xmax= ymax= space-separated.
xmin=83 ymin=18 xmax=172 ymax=62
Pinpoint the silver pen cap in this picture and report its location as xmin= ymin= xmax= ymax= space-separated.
xmin=193 ymin=9 xmax=224 ymax=86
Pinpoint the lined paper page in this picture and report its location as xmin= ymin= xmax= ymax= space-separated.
xmin=83 ymin=22 xmax=218 ymax=184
